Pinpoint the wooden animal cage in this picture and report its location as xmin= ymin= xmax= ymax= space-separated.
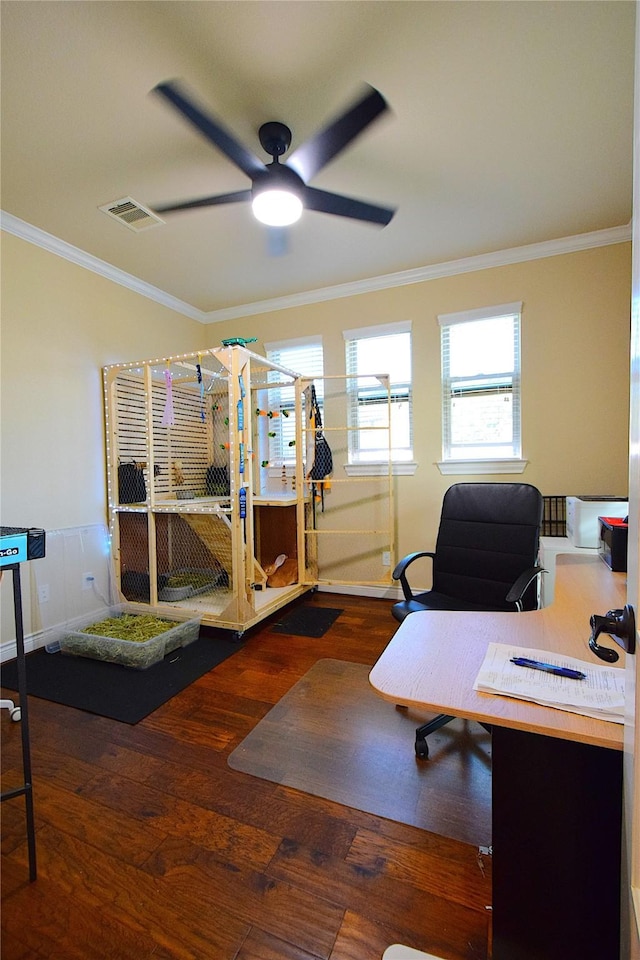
xmin=104 ymin=346 xmax=395 ymax=637
xmin=104 ymin=344 xmax=313 ymax=637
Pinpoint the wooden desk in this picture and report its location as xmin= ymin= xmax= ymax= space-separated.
xmin=370 ymin=555 xmax=626 ymax=960
xmin=538 ymin=535 xmax=601 ymax=606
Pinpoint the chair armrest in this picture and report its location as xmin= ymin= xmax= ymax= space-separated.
xmin=505 ymin=565 xmax=546 ymax=610
xmin=392 ymin=551 xmax=435 ymax=603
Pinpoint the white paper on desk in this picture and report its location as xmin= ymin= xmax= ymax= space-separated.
xmin=473 ymin=643 xmax=625 ymax=723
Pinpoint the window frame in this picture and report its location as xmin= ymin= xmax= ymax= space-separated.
xmin=343 ymin=321 xmax=416 ymax=476
xmin=437 ymin=302 xmax=527 ymax=475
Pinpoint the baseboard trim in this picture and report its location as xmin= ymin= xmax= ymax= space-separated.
xmin=1 ymin=629 xmax=48 ymax=664
xmin=316 ymin=582 xmax=402 ymax=600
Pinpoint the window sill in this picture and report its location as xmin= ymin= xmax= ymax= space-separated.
xmin=344 ymin=461 xmax=418 ymax=477
xmin=437 ymin=458 xmax=528 ymax=476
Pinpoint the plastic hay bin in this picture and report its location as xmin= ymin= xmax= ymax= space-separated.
xmin=58 ymin=603 xmax=201 ymax=669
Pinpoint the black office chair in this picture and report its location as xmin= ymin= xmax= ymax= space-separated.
xmin=392 ymin=482 xmax=544 ymax=758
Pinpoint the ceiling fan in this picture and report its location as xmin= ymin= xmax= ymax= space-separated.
xmin=151 ymin=80 xmax=396 ymax=230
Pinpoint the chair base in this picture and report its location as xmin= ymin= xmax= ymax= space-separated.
xmin=415 ymin=715 xmax=492 ymax=759
xmin=414 ymin=714 xmax=456 ymax=758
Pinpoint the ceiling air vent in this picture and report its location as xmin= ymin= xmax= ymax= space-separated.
xmin=99 ymin=197 xmax=164 ymax=232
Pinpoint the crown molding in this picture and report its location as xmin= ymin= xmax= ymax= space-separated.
xmin=202 ymin=223 xmax=631 ymax=323
xmin=2 ymin=210 xmax=630 ymax=325
xmin=0 ymin=211 xmax=206 ymax=323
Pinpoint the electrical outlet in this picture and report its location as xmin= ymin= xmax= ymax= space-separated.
xmin=82 ymin=572 xmax=95 ymax=590
xmin=38 ymin=584 xmax=50 ymax=603
xmin=382 ymin=551 xmax=391 ymax=567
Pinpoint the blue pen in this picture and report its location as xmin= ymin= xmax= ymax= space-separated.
xmin=510 ymin=657 xmax=587 ymax=681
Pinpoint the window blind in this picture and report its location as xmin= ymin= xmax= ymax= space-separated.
xmin=265 ymin=337 xmax=324 ymax=463
xmin=343 ymin=323 xmax=413 ymax=462
xmin=440 ymin=308 xmax=521 ymax=460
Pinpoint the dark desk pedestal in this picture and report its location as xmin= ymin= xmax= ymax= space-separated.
xmin=492 ymin=726 xmax=622 ymax=960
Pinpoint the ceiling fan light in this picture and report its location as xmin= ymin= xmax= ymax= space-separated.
xmin=252 ymin=189 xmax=303 ymax=227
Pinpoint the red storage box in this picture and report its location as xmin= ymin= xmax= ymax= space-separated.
xmin=598 ymin=516 xmax=628 ymax=572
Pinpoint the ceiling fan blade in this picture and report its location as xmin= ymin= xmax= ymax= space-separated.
xmin=303 ymin=186 xmax=395 ymax=226
xmin=153 ymin=80 xmax=265 ymax=181
xmin=154 ymin=189 xmax=252 ymax=214
xmin=288 ymin=84 xmax=389 ymax=183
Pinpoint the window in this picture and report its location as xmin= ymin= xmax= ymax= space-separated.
xmin=264 ymin=336 xmax=324 ymax=463
xmin=343 ymin=321 xmax=413 ymax=465
xmin=439 ymin=302 xmax=523 ymax=470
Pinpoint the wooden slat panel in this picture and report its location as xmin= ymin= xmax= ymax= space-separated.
xmin=114 ymin=371 xmax=219 ymax=497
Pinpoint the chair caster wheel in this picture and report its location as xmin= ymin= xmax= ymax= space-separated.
xmin=415 ymin=738 xmax=429 ymax=759
xmin=10 ymin=706 xmax=21 ymax=722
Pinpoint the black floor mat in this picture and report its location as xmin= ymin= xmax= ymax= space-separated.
xmin=270 ymin=605 xmax=343 ymax=638
xmin=0 ymin=633 xmax=240 ymax=724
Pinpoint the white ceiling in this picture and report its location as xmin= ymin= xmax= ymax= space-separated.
xmin=1 ymin=1 xmax=635 ymax=319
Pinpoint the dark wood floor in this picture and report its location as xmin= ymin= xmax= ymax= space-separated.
xmin=2 ymin=593 xmax=492 ymax=960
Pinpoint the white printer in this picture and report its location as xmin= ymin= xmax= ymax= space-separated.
xmin=566 ymin=496 xmax=628 ymax=548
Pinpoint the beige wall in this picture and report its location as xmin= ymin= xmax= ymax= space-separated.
xmin=1 ymin=233 xmax=208 ymax=643
xmin=1 ymin=233 xmax=205 ymax=532
xmin=206 ymin=242 xmax=632 ymax=559
xmin=0 ymin=233 xmax=631 ymax=640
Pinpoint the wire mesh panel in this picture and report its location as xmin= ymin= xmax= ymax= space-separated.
xmin=251 ymin=370 xmax=305 ymax=498
xmin=154 ymin=512 xmax=232 ymax=605
xmin=118 ymin=512 xmax=151 ymax=601
xmin=303 ymin=376 xmax=394 ymax=588
xmin=312 ymin=474 xmax=393 ymax=584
